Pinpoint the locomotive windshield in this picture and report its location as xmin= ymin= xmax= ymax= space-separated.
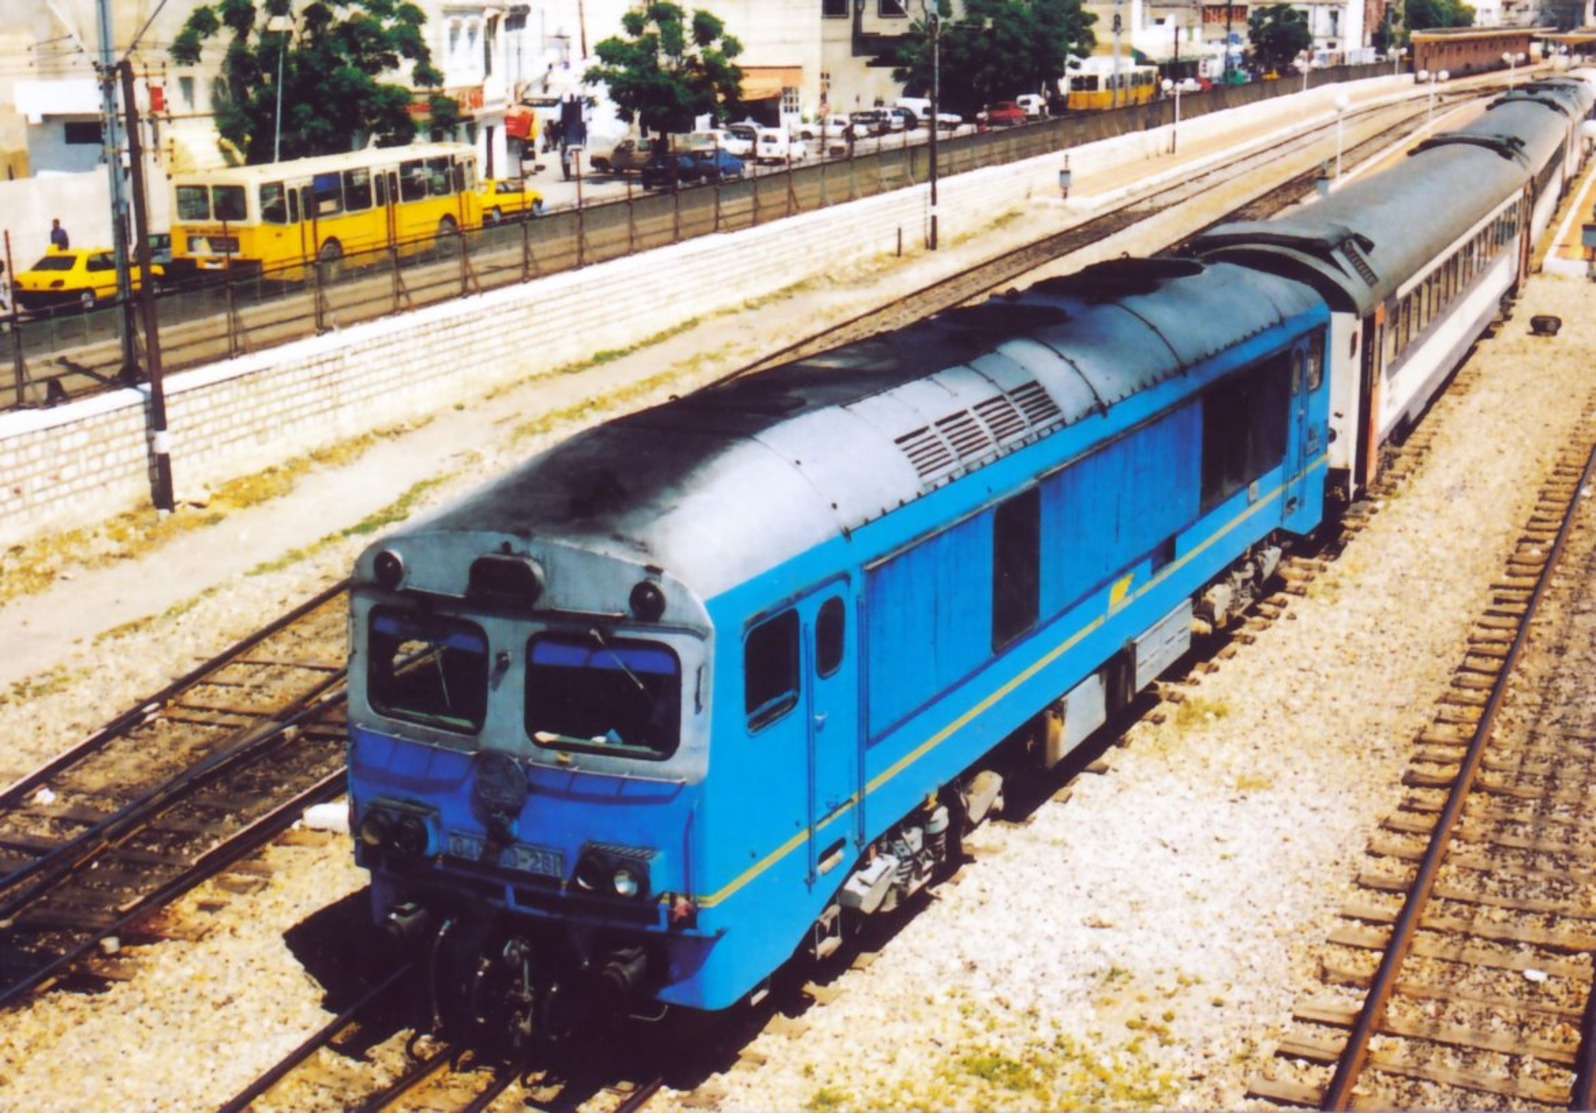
xmin=525 ymin=632 xmax=682 ymax=760
xmin=368 ymin=608 xmax=489 ymax=732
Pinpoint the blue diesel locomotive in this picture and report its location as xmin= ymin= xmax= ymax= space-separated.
xmin=345 ymin=76 xmax=1592 ymax=1046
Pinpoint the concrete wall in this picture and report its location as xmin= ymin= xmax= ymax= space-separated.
xmin=0 ymin=83 xmax=1368 ymax=550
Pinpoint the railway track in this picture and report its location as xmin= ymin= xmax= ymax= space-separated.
xmin=0 ymin=582 xmax=350 ymax=1008
xmin=1245 ymin=395 xmax=1596 ymax=1110
xmin=0 ymin=99 xmax=1516 ymax=1110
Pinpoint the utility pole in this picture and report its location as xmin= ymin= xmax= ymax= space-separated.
xmin=119 ymin=60 xmax=173 ymax=512
xmin=95 ymin=0 xmax=137 ymax=382
xmin=928 ymin=7 xmax=939 ymax=250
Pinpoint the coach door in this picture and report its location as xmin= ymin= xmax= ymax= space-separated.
xmin=802 ymin=583 xmax=858 ymax=884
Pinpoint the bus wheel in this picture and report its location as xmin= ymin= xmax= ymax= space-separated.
xmin=486 ymin=206 xmax=503 ymax=225
xmin=438 ymin=215 xmax=459 ymax=242
xmin=78 ymin=290 xmax=97 ymax=312
xmin=318 ymin=239 xmax=345 ymax=284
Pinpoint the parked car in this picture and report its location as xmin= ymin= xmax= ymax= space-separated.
xmin=639 ymin=150 xmax=697 ymax=191
xmin=687 ymin=147 xmax=746 ymax=183
xmin=725 ymin=122 xmax=760 ymax=152
xmin=850 ymin=108 xmax=893 ymax=135
xmin=477 ymin=178 xmax=545 ymax=223
xmin=754 ymin=128 xmax=807 ymax=164
xmin=933 ymin=110 xmax=965 ymax=130
xmin=978 ymin=100 xmax=1026 ymax=127
xmin=797 ymin=114 xmax=864 ymax=142
xmin=688 ymin=128 xmax=753 ymax=158
xmin=589 ymin=137 xmax=659 ymax=175
xmin=1015 ymin=93 xmax=1048 ymax=118
xmin=13 ymin=246 xmax=163 ymax=314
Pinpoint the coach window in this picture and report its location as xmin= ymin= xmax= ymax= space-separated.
xmin=175 ymin=185 xmax=210 ymax=222
xmin=213 ymin=185 xmax=247 ymax=222
xmin=745 ymin=609 xmax=800 ymax=730
xmin=343 ymin=168 xmax=374 ymax=211
xmin=816 ymin=597 xmax=846 ymax=678
xmin=399 ymin=160 xmax=429 ymax=202
xmin=992 ymin=488 xmax=1041 ymax=650
xmin=261 ymin=183 xmax=288 ymax=224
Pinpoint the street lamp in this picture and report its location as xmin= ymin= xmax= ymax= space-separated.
xmin=1334 ymin=91 xmax=1349 ymax=179
xmin=1417 ymin=68 xmax=1448 ymax=126
xmin=1161 ymin=78 xmax=1183 ymax=154
xmin=267 ymin=10 xmax=294 ymax=163
xmin=1503 ymin=50 xmax=1525 ymax=88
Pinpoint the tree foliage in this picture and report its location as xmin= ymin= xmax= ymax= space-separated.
xmin=1246 ymin=4 xmax=1312 ymax=72
xmin=171 ymin=0 xmax=446 ymax=163
xmin=892 ymin=0 xmax=1096 ymax=119
xmin=584 ymin=2 xmax=744 ymax=143
xmin=1403 ymin=0 xmax=1475 ymax=31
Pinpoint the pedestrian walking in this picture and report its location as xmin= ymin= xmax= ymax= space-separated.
xmin=50 ymin=219 xmax=69 ymax=251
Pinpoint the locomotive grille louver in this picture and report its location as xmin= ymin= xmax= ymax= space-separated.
xmin=1342 ymin=240 xmax=1378 ymax=286
xmin=973 ymin=394 xmax=1027 ymax=442
xmin=935 ymin=411 xmax=993 ymax=459
xmin=895 ymin=426 xmax=956 ymax=477
xmin=891 ymin=380 xmax=1062 ymax=482
xmin=1009 ymin=380 xmax=1063 ymax=428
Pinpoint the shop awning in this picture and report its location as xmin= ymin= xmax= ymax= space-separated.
xmin=740 ymin=66 xmax=802 ymax=101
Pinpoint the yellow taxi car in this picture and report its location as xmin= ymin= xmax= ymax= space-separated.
xmin=13 ymin=246 xmax=163 ymax=314
xmin=477 ymin=179 xmax=546 ymax=224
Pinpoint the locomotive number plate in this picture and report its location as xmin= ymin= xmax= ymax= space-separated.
xmin=447 ymin=832 xmax=565 ymax=878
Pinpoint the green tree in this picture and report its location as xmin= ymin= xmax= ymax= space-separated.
xmin=893 ymin=0 xmax=1096 ymax=120
xmin=583 ymin=3 xmax=744 ymax=145
xmin=1403 ymin=0 xmax=1475 ymax=30
xmin=1246 ymin=4 xmax=1312 ymax=72
xmin=171 ymin=0 xmax=447 ymax=163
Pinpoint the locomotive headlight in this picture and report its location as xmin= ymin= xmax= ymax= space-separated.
xmin=394 ymin=813 xmax=430 ymax=856
xmin=373 ymin=549 xmax=405 ymax=589
xmin=612 ymin=865 xmax=642 ymax=898
xmin=359 ymin=808 xmax=394 ymax=849
xmin=573 ymin=852 xmax=608 ymax=892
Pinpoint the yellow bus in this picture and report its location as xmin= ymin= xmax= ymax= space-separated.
xmin=1065 ymin=57 xmax=1160 ymax=111
xmin=168 ymin=142 xmax=482 ymax=279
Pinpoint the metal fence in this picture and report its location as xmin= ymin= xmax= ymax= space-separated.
xmin=1 ymin=61 xmax=1390 ymax=413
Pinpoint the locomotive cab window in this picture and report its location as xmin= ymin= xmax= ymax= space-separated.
xmin=816 ymin=597 xmax=846 ymax=678
xmin=745 ymin=609 xmax=800 ymax=731
xmin=1200 ymin=356 xmax=1290 ymax=513
xmin=525 ymin=633 xmax=682 ymax=759
xmin=368 ymin=608 xmax=489 ymax=733
xmin=992 ymin=488 xmax=1041 ymax=650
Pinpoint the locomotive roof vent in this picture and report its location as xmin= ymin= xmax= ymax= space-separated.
xmin=468 ymin=554 xmax=544 ymax=608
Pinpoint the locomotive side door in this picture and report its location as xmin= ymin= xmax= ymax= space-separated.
xmin=801 ymin=583 xmax=858 ymax=884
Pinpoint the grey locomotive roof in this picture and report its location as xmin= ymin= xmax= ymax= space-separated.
xmin=399 ymin=259 xmax=1321 ymax=599
xmin=1191 ymin=85 xmax=1591 ymax=314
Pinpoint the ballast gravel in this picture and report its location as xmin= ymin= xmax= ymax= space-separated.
xmin=0 ymin=227 xmax=1593 ymax=1109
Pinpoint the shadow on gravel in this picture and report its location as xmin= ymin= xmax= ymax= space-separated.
xmin=283 ymin=887 xmax=390 ymax=1008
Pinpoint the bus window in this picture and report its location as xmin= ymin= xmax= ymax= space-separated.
xmin=426 ymin=157 xmax=454 ymax=196
xmin=375 ymin=174 xmax=388 ymax=207
xmin=343 ymin=167 xmax=373 ymax=211
xmin=213 ymin=185 xmax=247 ymax=221
xmin=312 ymin=171 xmax=344 ymax=217
xmin=176 ymin=185 xmax=211 ymax=222
xmin=400 ymin=160 xmax=428 ymax=202
xmin=261 ymin=183 xmax=288 ymax=224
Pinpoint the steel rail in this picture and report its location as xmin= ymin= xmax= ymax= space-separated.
xmin=0 ymin=767 xmax=347 ymax=1013
xmin=1321 ymin=435 xmax=1596 ymax=1110
xmin=0 ymin=578 xmax=349 ymax=812
xmin=218 ymin=961 xmax=416 ymax=1112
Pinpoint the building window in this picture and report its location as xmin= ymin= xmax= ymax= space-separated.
xmin=782 ymin=86 xmax=801 ymax=116
xmin=878 ymin=0 xmax=909 ymax=16
xmin=823 ymin=0 xmax=847 ymax=15
xmin=64 ymin=122 xmax=102 ymax=145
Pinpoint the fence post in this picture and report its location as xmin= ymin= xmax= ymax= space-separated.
xmin=4 ymin=231 xmax=25 ymax=408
